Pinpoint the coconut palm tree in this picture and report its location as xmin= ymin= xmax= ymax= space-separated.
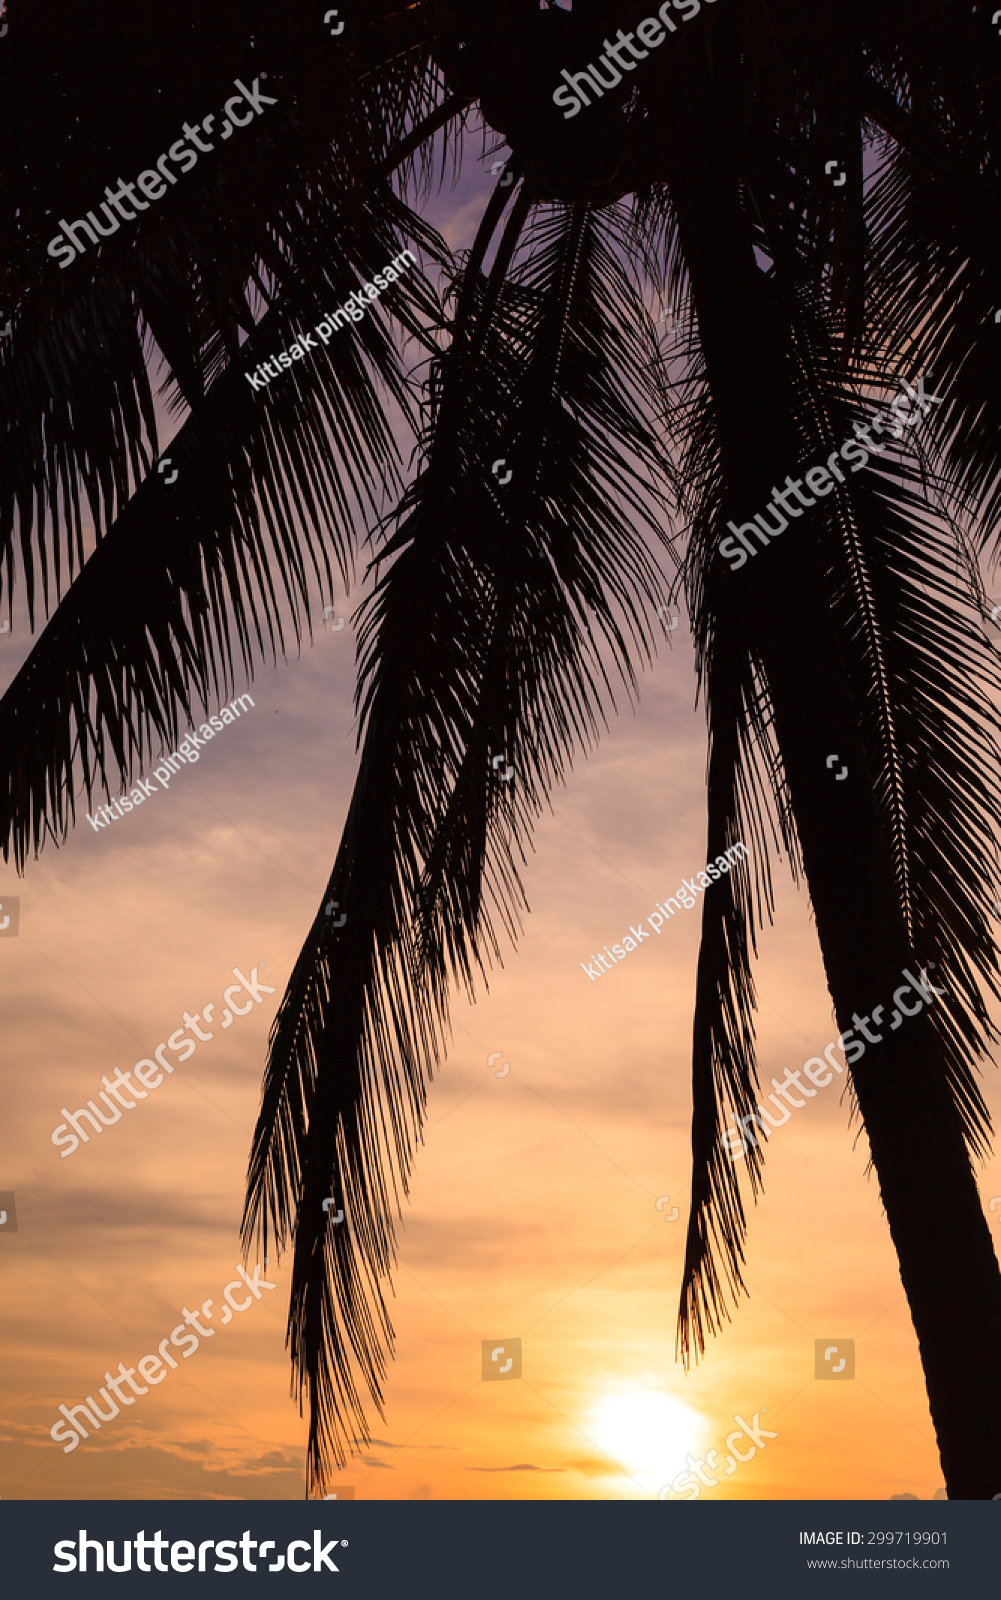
xmin=3 ymin=0 xmax=1001 ymax=1498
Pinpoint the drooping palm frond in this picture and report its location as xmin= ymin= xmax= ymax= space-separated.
xmin=677 ymin=382 xmax=1001 ymax=1362
xmin=0 ymin=3 xmax=475 ymax=869
xmin=0 ymin=1 xmax=445 ymax=591
xmin=241 ymin=191 xmax=679 ymax=1488
xmin=861 ymin=12 xmax=1001 ymax=547
xmin=672 ymin=312 xmax=795 ymax=1362
xmin=634 ymin=11 xmax=1001 ymax=1358
xmin=772 ymin=245 xmax=1001 ymax=1164
xmin=0 ymin=174 xmax=445 ymax=867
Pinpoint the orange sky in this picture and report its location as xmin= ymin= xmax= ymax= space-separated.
xmin=2 ymin=171 xmax=1001 ymax=1506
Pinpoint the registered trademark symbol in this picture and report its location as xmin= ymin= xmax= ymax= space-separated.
xmin=341 ymin=1540 xmax=348 ymax=1546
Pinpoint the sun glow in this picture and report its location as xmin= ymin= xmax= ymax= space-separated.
xmin=589 ymin=1390 xmax=706 ymax=1492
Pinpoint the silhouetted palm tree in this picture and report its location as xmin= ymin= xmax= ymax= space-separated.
xmin=3 ymin=0 xmax=1001 ymax=1498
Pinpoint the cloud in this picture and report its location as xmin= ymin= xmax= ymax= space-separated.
xmin=354 ymin=1438 xmax=455 ymax=1452
xmin=15 ymin=1438 xmax=305 ymax=1500
xmin=467 ymin=1463 xmax=565 ymax=1473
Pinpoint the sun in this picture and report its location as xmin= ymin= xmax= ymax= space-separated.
xmin=589 ymin=1390 xmax=706 ymax=1491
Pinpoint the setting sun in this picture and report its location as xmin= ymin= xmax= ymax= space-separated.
xmin=589 ymin=1391 xmax=707 ymax=1493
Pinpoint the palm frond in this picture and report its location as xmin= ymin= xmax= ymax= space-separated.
xmin=0 ymin=0 xmax=449 ymax=599
xmin=677 ymin=278 xmax=1001 ymax=1361
xmin=0 ymin=179 xmax=447 ymax=867
xmin=241 ymin=192 xmax=678 ymax=1489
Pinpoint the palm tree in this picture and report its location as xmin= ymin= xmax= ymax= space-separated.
xmin=3 ymin=0 xmax=1001 ymax=1498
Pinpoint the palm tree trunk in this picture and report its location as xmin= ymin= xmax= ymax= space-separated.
xmin=659 ymin=36 xmax=1001 ymax=1496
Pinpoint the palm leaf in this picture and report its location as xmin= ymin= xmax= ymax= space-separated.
xmin=1 ymin=136 xmax=452 ymax=865
xmin=241 ymin=193 xmax=678 ymax=1488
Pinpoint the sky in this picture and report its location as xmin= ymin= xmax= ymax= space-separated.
xmin=2 ymin=116 xmax=1001 ymax=1508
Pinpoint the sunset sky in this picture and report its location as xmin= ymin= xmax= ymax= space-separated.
xmin=2 ymin=153 xmax=1001 ymax=1506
